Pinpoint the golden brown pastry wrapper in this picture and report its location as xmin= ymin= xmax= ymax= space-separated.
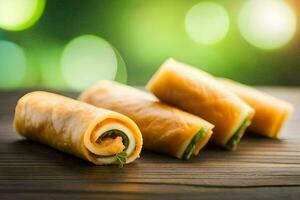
xmin=147 ymin=58 xmax=254 ymax=149
xmin=79 ymin=81 xmax=214 ymax=159
xmin=219 ymin=78 xmax=294 ymax=138
xmin=14 ymin=91 xmax=142 ymax=165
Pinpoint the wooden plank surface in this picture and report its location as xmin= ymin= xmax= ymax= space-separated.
xmin=0 ymin=88 xmax=300 ymax=199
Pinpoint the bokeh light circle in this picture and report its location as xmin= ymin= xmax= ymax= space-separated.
xmin=238 ymin=0 xmax=297 ymax=50
xmin=185 ymin=2 xmax=230 ymax=45
xmin=0 ymin=0 xmax=45 ymax=31
xmin=61 ymin=35 xmax=118 ymax=91
xmin=0 ymin=40 xmax=26 ymax=89
xmin=113 ymin=47 xmax=127 ymax=84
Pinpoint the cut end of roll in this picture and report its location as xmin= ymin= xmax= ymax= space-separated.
xmin=83 ymin=115 xmax=143 ymax=167
xmin=95 ymin=136 xmax=125 ymax=155
xmin=218 ymin=78 xmax=294 ymax=139
xmin=181 ymin=127 xmax=212 ymax=160
xmin=225 ymin=111 xmax=254 ymax=150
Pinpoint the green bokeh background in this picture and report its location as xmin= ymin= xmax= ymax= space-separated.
xmin=0 ymin=0 xmax=299 ymax=90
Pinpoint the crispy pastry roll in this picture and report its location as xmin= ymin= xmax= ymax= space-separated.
xmin=147 ymin=58 xmax=254 ymax=150
xmin=14 ymin=91 xmax=142 ymax=167
xmin=218 ymin=78 xmax=294 ymax=138
xmin=79 ymin=81 xmax=214 ymax=159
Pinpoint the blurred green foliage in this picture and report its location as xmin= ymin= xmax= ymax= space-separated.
xmin=0 ymin=0 xmax=299 ymax=90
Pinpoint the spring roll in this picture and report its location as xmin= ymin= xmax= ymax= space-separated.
xmin=14 ymin=91 xmax=142 ymax=167
xmin=79 ymin=81 xmax=214 ymax=159
xmin=147 ymin=58 xmax=254 ymax=150
xmin=218 ymin=78 xmax=294 ymax=138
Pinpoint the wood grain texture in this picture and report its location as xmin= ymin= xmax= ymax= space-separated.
xmin=0 ymin=88 xmax=300 ymax=199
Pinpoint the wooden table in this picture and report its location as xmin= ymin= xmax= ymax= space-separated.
xmin=0 ymin=88 xmax=299 ymax=199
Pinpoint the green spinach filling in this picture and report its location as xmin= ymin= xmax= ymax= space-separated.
xmin=225 ymin=116 xmax=251 ymax=150
xmin=97 ymin=129 xmax=130 ymax=168
xmin=182 ymin=128 xmax=207 ymax=160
